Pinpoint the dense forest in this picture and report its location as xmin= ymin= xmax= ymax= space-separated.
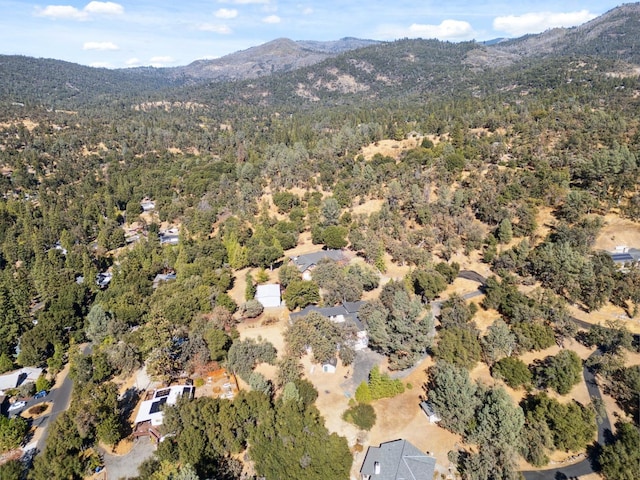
xmin=0 ymin=4 xmax=640 ymax=480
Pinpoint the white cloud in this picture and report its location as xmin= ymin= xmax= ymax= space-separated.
xmin=149 ymin=56 xmax=174 ymax=67
xmin=262 ymin=14 xmax=281 ymax=24
xmin=408 ymin=19 xmax=475 ymax=40
xmin=197 ymin=23 xmax=233 ymax=34
xmin=37 ymin=1 xmax=123 ymax=20
xmin=38 ymin=5 xmax=85 ymax=20
xmin=83 ymin=41 xmax=119 ymax=51
xmin=125 ymin=57 xmax=141 ymax=66
xmin=376 ymin=19 xmax=475 ymax=41
xmin=84 ymin=1 xmax=124 ymax=15
xmin=493 ymin=10 xmax=597 ymax=37
xmin=302 ymin=7 xmax=313 ymax=15
xmin=90 ymin=61 xmax=112 ymax=68
xmin=215 ymin=8 xmax=238 ymax=19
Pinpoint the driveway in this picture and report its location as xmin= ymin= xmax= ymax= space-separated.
xmin=102 ymin=436 xmax=156 ymax=480
xmin=340 ymin=349 xmax=385 ymax=395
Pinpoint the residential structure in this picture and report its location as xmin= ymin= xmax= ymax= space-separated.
xmin=140 ymin=199 xmax=156 ymax=212
xmin=0 ymin=367 xmax=43 ymax=395
xmin=289 ymin=301 xmax=368 ymax=350
xmin=159 ymin=228 xmax=180 ymax=246
xmin=96 ymin=271 xmax=112 ymax=288
xmin=360 ymin=439 xmax=436 ymax=480
xmin=289 ymin=249 xmax=346 ymax=280
xmin=255 ymin=283 xmax=281 ymax=308
xmin=322 ymin=357 xmax=337 ymax=373
xmin=605 ymin=246 xmax=640 ymax=265
xmin=152 ymin=271 xmax=177 ymax=289
xmin=134 ymin=385 xmax=194 ymax=441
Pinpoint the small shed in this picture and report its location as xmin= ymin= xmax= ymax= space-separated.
xmin=322 ymin=358 xmax=337 ymax=374
xmin=255 ymin=283 xmax=281 ymax=308
xmin=420 ymin=400 xmax=441 ymax=424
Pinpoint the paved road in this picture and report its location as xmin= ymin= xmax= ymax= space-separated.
xmin=457 ymin=270 xmax=488 ymax=286
xmin=20 ymin=344 xmax=92 ymax=455
xmin=32 ymin=361 xmax=74 ymax=452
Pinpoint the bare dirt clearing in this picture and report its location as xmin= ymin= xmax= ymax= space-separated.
xmin=359 ymin=137 xmax=421 ymax=160
xmin=593 ymin=213 xmax=640 ymax=251
xmin=236 ymin=308 xmax=289 ymax=359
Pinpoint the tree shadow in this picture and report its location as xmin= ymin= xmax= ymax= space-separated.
xmin=118 ymin=387 xmax=141 ymax=438
xmin=586 ymin=441 xmax=603 ymax=472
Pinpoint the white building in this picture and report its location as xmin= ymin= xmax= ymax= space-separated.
xmin=134 ymin=385 xmax=194 ymax=428
xmin=0 ymin=367 xmax=43 ymax=395
xmin=255 ymin=283 xmax=281 ymax=308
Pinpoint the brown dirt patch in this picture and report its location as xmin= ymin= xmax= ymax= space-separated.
xmin=593 ymin=213 xmax=640 ymax=251
xmin=106 ymin=438 xmax=135 ymax=456
xmin=350 ymin=199 xmax=383 ymax=216
xmin=533 ymin=206 xmax=556 ymax=245
xmin=236 ymin=309 xmax=289 ymax=362
xmin=297 ymin=354 xmax=462 ymax=479
xmin=359 ymin=137 xmax=422 ymax=161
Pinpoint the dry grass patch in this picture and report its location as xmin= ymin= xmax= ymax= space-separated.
xmin=593 ymin=213 xmax=640 ymax=251
xmin=236 ymin=309 xmax=288 ymax=361
xmin=359 ymin=137 xmax=422 ymax=161
xmin=567 ymin=302 xmax=640 ymax=334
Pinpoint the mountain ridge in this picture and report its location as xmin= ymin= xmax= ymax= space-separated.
xmin=159 ymin=37 xmax=382 ymax=83
xmin=1 ymin=3 xmax=639 ymax=108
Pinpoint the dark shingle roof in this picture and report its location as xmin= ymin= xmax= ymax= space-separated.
xmin=360 ymin=439 xmax=436 ymax=480
xmin=290 ymin=249 xmax=346 ymax=272
xmin=289 ymin=302 xmax=366 ymax=330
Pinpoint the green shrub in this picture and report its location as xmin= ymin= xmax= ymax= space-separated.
xmin=35 ymin=375 xmax=52 ymax=393
xmin=355 ymin=381 xmax=372 ymax=404
xmin=342 ymin=403 xmax=377 ymax=431
xmin=492 ymin=357 xmax=532 ymax=389
xmin=513 ymin=322 xmax=555 ymax=351
xmin=368 ymin=366 xmax=404 ymax=400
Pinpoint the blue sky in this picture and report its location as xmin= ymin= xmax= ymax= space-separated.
xmin=0 ymin=1 xmax=625 ymax=68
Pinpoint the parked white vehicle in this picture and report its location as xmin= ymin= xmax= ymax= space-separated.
xmin=8 ymin=400 xmax=27 ymax=412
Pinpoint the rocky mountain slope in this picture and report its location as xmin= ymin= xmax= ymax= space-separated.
xmin=152 ymin=37 xmax=381 ymax=83
xmin=466 ymin=3 xmax=640 ymax=68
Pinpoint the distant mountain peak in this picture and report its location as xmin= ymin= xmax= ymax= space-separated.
xmin=173 ymin=37 xmax=381 ymax=82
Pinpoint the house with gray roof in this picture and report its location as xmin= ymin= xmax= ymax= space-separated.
xmin=153 ymin=271 xmax=177 ymax=289
xmin=289 ymin=249 xmax=347 ymax=280
xmin=289 ymin=301 xmax=368 ymax=350
xmin=360 ymin=439 xmax=436 ymax=480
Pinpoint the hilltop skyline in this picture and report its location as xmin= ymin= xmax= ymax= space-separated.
xmin=0 ymin=0 xmax=625 ymax=68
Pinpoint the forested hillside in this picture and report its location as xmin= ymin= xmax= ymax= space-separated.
xmin=0 ymin=4 xmax=639 ymax=480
